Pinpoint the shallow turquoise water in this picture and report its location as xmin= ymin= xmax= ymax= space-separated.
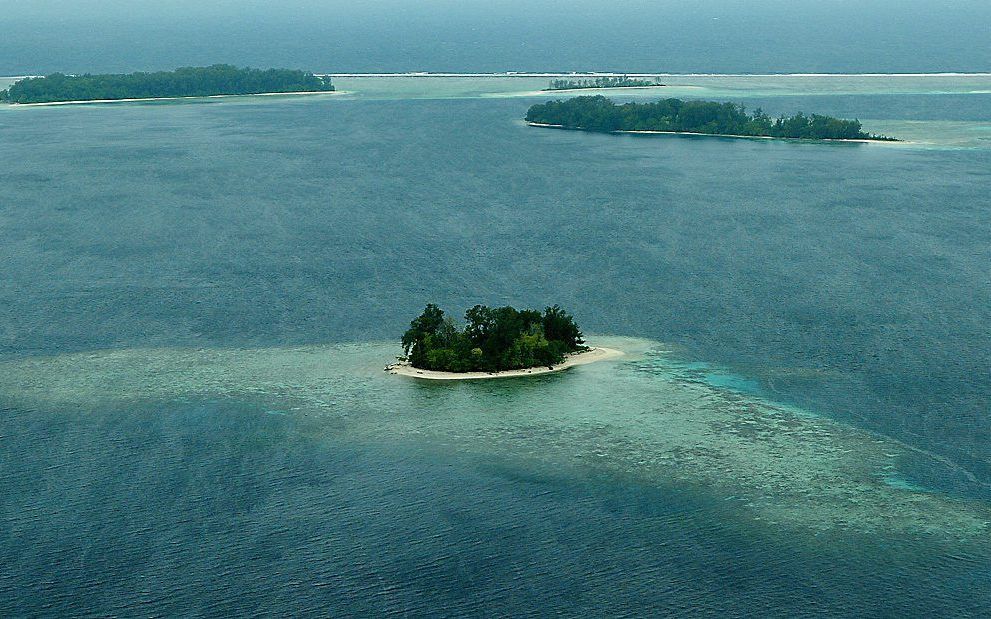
xmin=2 ymin=77 xmax=990 ymax=615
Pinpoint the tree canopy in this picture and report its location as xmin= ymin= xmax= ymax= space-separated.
xmin=401 ymin=304 xmax=586 ymax=373
xmin=525 ymin=95 xmax=896 ymax=141
xmin=0 ymin=65 xmax=335 ymax=104
xmin=546 ymin=76 xmax=664 ymax=90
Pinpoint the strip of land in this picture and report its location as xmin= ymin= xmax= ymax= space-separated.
xmin=8 ymin=91 xmax=347 ymax=107
xmin=540 ymin=85 xmax=668 ymax=93
xmin=388 ymin=347 xmax=624 ymax=380
xmin=0 ymin=65 xmax=337 ymax=105
xmin=526 ymin=121 xmax=899 ymax=144
xmin=526 ymin=96 xmax=898 ymax=141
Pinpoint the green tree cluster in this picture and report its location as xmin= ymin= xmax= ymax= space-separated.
xmin=547 ymin=76 xmax=664 ymax=90
xmin=0 ymin=65 xmax=334 ymax=104
xmin=525 ymin=95 xmax=896 ymax=140
xmin=401 ymin=304 xmax=587 ymax=373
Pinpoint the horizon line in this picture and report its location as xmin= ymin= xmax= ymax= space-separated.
xmin=4 ymin=71 xmax=991 ymax=80
xmin=320 ymin=72 xmax=991 ymax=78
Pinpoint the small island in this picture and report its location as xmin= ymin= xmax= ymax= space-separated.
xmin=0 ymin=64 xmax=336 ymax=104
xmin=545 ymin=76 xmax=665 ymax=91
xmin=526 ymin=95 xmax=897 ymax=141
xmin=388 ymin=303 xmax=622 ymax=380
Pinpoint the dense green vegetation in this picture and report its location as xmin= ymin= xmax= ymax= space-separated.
xmin=526 ymin=95 xmax=897 ymax=140
xmin=546 ymin=76 xmax=664 ymax=90
xmin=401 ymin=304 xmax=586 ymax=372
xmin=0 ymin=65 xmax=335 ymax=104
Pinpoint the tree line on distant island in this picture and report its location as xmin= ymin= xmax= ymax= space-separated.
xmin=526 ymin=95 xmax=897 ymax=141
xmin=546 ymin=76 xmax=664 ymax=90
xmin=0 ymin=65 xmax=335 ymax=104
xmin=402 ymin=304 xmax=586 ymax=373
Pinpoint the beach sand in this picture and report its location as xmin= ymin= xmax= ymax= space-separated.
xmin=388 ymin=347 xmax=624 ymax=380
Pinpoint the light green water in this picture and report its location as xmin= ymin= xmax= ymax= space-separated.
xmin=328 ymin=74 xmax=991 ymax=99
xmin=325 ymin=75 xmax=991 ymax=148
xmin=2 ymin=336 xmax=987 ymax=538
xmin=6 ymin=72 xmax=989 ymax=99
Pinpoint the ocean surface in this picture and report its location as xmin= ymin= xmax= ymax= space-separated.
xmin=2 ymin=0 xmax=991 ymax=74
xmin=2 ymin=75 xmax=990 ymax=616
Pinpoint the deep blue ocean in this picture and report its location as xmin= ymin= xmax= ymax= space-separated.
xmin=2 ymin=6 xmax=991 ymax=615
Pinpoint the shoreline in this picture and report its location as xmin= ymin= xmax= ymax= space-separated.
xmin=526 ymin=121 xmax=899 ymax=144
xmin=5 ymin=90 xmax=347 ymax=107
xmin=387 ymin=347 xmax=624 ymax=380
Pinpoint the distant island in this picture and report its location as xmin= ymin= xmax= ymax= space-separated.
xmin=545 ymin=76 xmax=665 ymax=91
xmin=388 ymin=303 xmax=621 ymax=380
xmin=526 ymin=95 xmax=897 ymax=141
xmin=0 ymin=64 xmax=335 ymax=104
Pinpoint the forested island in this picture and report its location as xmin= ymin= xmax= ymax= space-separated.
xmin=0 ymin=65 xmax=335 ymax=104
xmin=546 ymin=76 xmax=664 ymax=90
xmin=526 ymin=95 xmax=897 ymax=141
xmin=397 ymin=304 xmax=587 ymax=374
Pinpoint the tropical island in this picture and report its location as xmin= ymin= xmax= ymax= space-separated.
xmin=545 ymin=76 xmax=665 ymax=91
xmin=388 ymin=303 xmax=622 ymax=380
xmin=526 ymin=95 xmax=897 ymax=141
xmin=0 ymin=64 xmax=335 ymax=104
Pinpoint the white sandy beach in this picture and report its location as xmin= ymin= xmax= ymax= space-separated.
xmin=388 ymin=347 xmax=624 ymax=380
